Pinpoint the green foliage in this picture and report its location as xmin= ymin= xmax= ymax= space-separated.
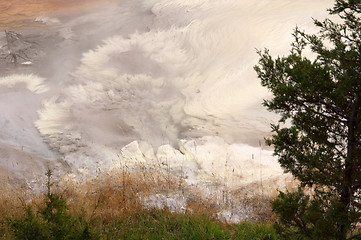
xmin=271 ymin=188 xmax=339 ymax=240
xmin=6 ymin=170 xmax=99 ymax=240
xmin=232 ymin=222 xmax=279 ymax=240
xmin=4 ymin=200 xmax=283 ymax=240
xmin=103 ymin=208 xmax=281 ymax=240
xmin=1 ymin=170 xmax=282 ymax=240
xmin=6 ymin=206 xmax=52 ymax=240
xmin=255 ymin=0 xmax=361 ymax=239
xmin=104 ymin=209 xmax=230 ymax=240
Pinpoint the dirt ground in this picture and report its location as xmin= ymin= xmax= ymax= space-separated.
xmin=0 ymin=0 xmax=116 ymax=30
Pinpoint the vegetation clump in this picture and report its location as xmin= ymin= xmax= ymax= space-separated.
xmin=255 ymin=0 xmax=361 ymax=239
xmin=0 ymin=170 xmax=280 ymax=240
xmin=6 ymin=170 xmax=99 ymax=240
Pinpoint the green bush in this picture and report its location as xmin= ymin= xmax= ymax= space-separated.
xmin=233 ymin=222 xmax=279 ymax=240
xmin=6 ymin=170 xmax=99 ymax=240
xmin=104 ymin=209 xmax=230 ymax=239
xmin=2 ymin=170 xmax=283 ymax=239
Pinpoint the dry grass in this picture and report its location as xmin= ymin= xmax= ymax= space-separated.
xmin=53 ymin=167 xmax=182 ymax=224
xmin=0 ymin=179 xmax=41 ymax=240
xmin=0 ymin=164 xmax=297 ymax=239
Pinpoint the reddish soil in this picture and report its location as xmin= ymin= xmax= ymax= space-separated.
xmin=0 ymin=0 xmax=115 ymax=29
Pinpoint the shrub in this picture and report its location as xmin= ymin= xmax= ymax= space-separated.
xmin=104 ymin=209 xmax=230 ymax=239
xmin=233 ymin=222 xmax=279 ymax=240
xmin=6 ymin=170 xmax=99 ymax=240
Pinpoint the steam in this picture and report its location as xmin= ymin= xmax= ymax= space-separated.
xmin=0 ymin=0 xmax=333 ymax=180
xmin=0 ymin=74 xmax=48 ymax=94
xmin=36 ymin=31 xmax=188 ymax=154
xmin=37 ymin=0 xmax=332 ymax=152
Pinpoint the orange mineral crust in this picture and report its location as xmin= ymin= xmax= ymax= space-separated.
xmin=0 ymin=0 xmax=115 ymax=30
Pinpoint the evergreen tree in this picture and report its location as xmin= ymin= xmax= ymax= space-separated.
xmin=254 ymin=0 xmax=361 ymax=239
